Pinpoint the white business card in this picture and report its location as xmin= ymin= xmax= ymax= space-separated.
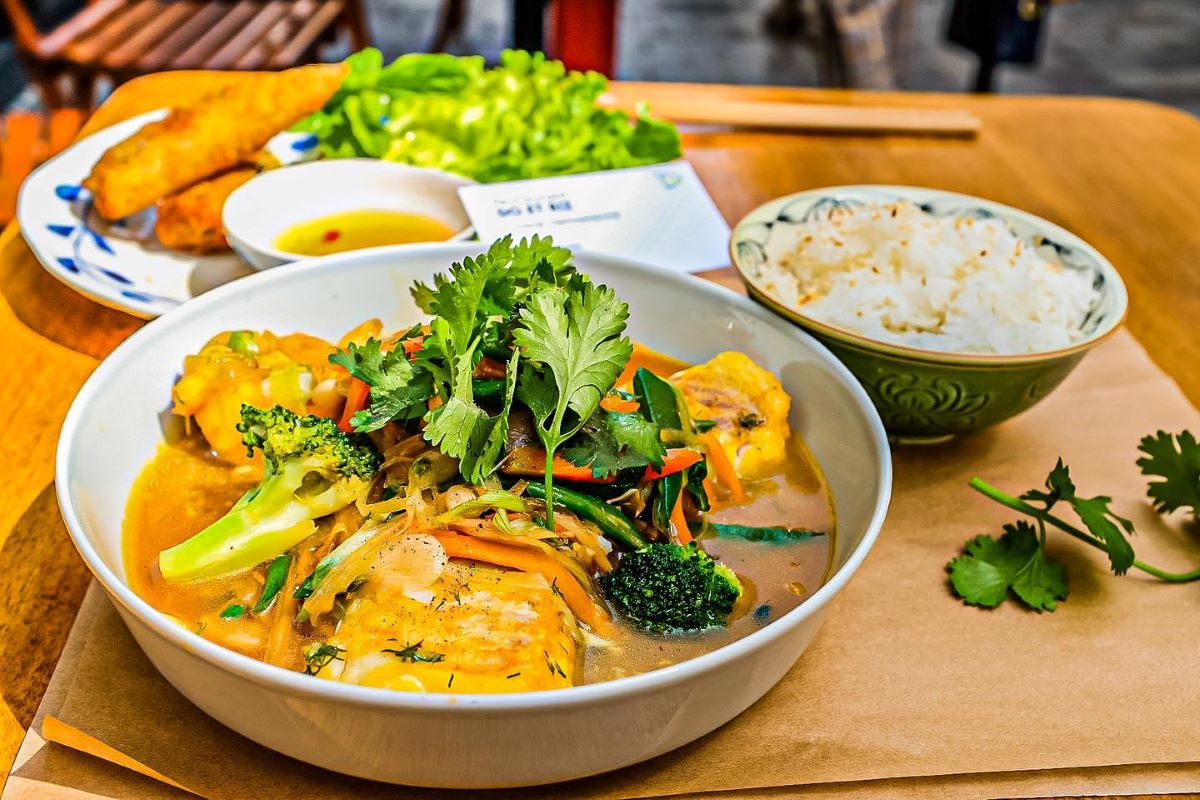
xmin=457 ymin=162 xmax=731 ymax=273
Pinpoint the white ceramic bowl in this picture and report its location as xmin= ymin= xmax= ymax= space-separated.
xmin=56 ymin=244 xmax=891 ymax=788
xmin=222 ymin=160 xmax=476 ymax=270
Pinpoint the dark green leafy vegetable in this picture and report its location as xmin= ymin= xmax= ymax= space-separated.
xmin=293 ymin=49 xmax=682 ymax=181
xmin=632 ymin=368 xmax=683 ymax=431
xmin=561 ymin=410 xmax=665 ymax=479
xmin=704 ymin=523 xmax=824 ymax=544
xmin=684 ymin=456 xmax=711 ymax=513
xmin=219 ymin=604 xmax=245 ymax=619
xmin=652 ymin=472 xmax=684 ymax=533
xmin=632 ymin=367 xmax=710 ymax=520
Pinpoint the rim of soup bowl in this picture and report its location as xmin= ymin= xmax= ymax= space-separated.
xmin=56 ymin=242 xmax=892 ymax=712
xmin=730 ymin=184 xmax=1129 ymax=367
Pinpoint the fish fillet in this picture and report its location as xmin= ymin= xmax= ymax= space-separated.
xmin=84 ymin=63 xmax=346 ymax=220
xmin=315 ymin=562 xmax=583 ymax=693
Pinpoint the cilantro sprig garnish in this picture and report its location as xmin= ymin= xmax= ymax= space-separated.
xmin=329 ymin=337 xmax=432 ymax=431
xmin=950 ymin=431 xmax=1200 ymax=612
xmin=328 ymin=235 xmax=573 ymax=484
xmin=514 ymin=277 xmax=633 ymax=527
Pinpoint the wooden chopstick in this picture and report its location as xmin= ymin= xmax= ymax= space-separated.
xmin=600 ymin=95 xmax=981 ymax=138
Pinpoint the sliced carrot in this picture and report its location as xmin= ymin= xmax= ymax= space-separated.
xmin=402 ymin=335 xmax=425 ymax=357
xmin=337 ymin=377 xmax=370 ymax=433
xmin=671 ymin=489 xmax=692 ymax=545
xmin=644 ymin=448 xmax=703 ymax=480
xmin=432 ymin=534 xmax=612 ymax=634
xmin=600 ymin=394 xmax=640 ymax=414
xmin=615 ymin=342 xmax=691 ymax=387
xmin=702 ymin=432 xmax=745 ymax=501
xmin=505 ymin=446 xmax=701 ymax=483
xmin=504 ymin=447 xmax=604 ymax=482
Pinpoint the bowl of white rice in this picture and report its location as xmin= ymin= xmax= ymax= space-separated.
xmin=731 ymin=185 xmax=1126 ymax=442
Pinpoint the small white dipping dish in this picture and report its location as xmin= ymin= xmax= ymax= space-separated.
xmin=223 ymin=159 xmax=476 ymax=270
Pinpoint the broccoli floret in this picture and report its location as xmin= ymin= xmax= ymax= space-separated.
xmin=159 ymin=405 xmax=380 ymax=582
xmin=599 ymin=543 xmax=742 ymax=634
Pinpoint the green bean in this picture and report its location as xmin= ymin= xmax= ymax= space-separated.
xmin=252 ymin=553 xmax=291 ymax=613
xmin=524 ymin=482 xmax=646 ymax=551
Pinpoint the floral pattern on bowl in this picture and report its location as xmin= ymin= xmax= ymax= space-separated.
xmin=730 ymin=185 xmax=1128 ymax=442
xmin=17 ymin=110 xmax=319 ymax=319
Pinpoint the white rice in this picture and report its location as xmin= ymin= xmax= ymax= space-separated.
xmin=757 ymin=200 xmax=1100 ymax=355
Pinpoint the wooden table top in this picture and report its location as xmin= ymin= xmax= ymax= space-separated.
xmin=0 ymin=72 xmax=1197 ymax=796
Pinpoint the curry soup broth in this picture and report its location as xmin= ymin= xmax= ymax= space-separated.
xmin=125 ymin=427 xmax=834 ymax=685
xmin=585 ymin=434 xmax=833 ymax=682
xmin=124 ymin=437 xmax=319 ymax=667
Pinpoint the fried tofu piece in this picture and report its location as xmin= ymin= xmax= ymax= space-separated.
xmin=84 ymin=63 xmax=346 ymax=220
xmin=316 ymin=562 xmax=582 ymax=693
xmin=155 ymin=166 xmax=257 ymax=253
xmin=672 ymin=351 xmax=791 ymax=481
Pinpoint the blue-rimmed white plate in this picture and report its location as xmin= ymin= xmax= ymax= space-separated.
xmin=17 ymin=110 xmax=319 ymax=319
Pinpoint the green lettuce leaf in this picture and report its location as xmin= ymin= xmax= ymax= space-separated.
xmin=294 ymin=49 xmax=681 ymax=181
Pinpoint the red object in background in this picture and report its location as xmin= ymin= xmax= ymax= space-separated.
xmin=547 ymin=0 xmax=619 ymax=76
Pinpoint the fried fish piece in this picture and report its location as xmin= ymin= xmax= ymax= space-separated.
xmin=672 ymin=351 xmax=792 ymax=481
xmin=84 ymin=63 xmax=346 ymax=220
xmin=314 ymin=562 xmax=583 ymax=693
xmin=154 ymin=166 xmax=257 ymax=253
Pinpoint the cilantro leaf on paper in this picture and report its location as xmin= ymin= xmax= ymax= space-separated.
xmin=1136 ymin=430 xmax=1200 ymax=519
xmin=1021 ymin=459 xmax=1135 ymax=576
xmin=947 ymin=522 xmax=1068 ymax=612
xmin=957 ymin=432 xmax=1200 ymax=614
